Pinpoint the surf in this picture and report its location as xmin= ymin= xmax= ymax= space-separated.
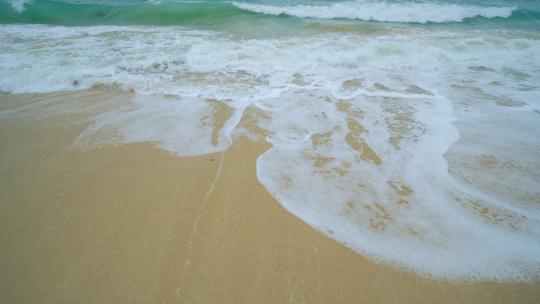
xmin=231 ymin=0 xmax=516 ymax=24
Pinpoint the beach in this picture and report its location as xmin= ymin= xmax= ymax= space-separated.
xmin=1 ymin=89 xmax=539 ymax=303
xmin=1 ymin=0 xmax=540 ymax=302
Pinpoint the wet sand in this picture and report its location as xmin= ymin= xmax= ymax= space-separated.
xmin=0 ymin=89 xmax=538 ymax=303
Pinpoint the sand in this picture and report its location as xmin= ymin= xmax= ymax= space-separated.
xmin=0 ymin=89 xmax=538 ymax=303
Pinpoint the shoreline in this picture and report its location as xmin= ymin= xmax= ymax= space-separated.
xmin=1 ymin=89 xmax=539 ymax=303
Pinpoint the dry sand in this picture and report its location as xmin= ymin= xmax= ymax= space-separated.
xmin=0 ymin=89 xmax=538 ymax=303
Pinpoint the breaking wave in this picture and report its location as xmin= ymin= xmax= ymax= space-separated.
xmin=231 ymin=0 xmax=516 ymax=23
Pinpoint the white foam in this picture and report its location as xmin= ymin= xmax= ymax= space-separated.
xmin=255 ymin=87 xmax=540 ymax=281
xmin=75 ymin=95 xmax=246 ymax=157
xmin=2 ymin=24 xmax=540 ymax=281
xmin=4 ymin=0 xmax=32 ymax=12
xmin=231 ymin=0 xmax=515 ymax=23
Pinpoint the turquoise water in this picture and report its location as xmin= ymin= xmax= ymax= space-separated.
xmin=1 ymin=0 xmax=540 ymax=30
xmin=1 ymin=0 xmax=540 ymax=282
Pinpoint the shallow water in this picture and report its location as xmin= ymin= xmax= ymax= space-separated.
xmin=1 ymin=0 xmax=539 ymax=282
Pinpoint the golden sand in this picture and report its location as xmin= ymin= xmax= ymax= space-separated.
xmin=0 ymin=89 xmax=538 ymax=303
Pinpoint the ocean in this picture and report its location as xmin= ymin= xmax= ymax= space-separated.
xmin=1 ymin=0 xmax=540 ymax=28
xmin=1 ymin=0 xmax=539 ymax=282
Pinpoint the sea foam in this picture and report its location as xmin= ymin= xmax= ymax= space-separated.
xmin=4 ymin=0 xmax=32 ymax=12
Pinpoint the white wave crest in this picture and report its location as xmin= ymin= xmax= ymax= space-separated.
xmin=4 ymin=0 xmax=32 ymax=12
xmin=231 ymin=0 xmax=515 ymax=23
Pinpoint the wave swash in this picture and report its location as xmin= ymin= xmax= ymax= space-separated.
xmin=1 ymin=0 xmax=540 ymax=283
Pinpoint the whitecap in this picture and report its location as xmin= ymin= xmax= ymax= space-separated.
xmin=231 ymin=0 xmax=515 ymax=23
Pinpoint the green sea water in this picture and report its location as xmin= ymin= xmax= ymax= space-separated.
xmin=1 ymin=0 xmax=540 ymax=30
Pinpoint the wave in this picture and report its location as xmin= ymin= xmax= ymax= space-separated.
xmin=1 ymin=0 xmax=529 ymax=26
xmin=0 ymin=0 xmax=250 ymax=26
xmin=231 ymin=1 xmax=516 ymax=23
